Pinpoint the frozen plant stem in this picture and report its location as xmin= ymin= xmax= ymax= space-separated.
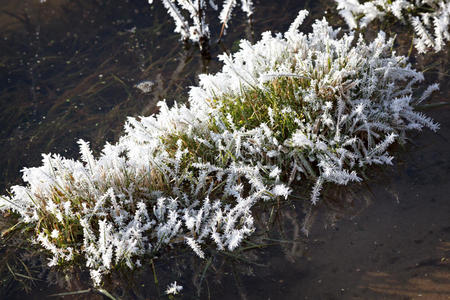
xmin=149 ymin=0 xmax=254 ymax=54
xmin=0 ymin=10 xmax=439 ymax=287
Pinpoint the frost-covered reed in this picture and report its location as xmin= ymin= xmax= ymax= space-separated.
xmin=148 ymin=0 xmax=254 ymax=49
xmin=0 ymin=10 xmax=438 ymax=286
xmin=335 ymin=0 xmax=450 ymax=53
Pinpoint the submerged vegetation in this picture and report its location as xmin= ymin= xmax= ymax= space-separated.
xmin=0 ymin=7 xmax=440 ymax=289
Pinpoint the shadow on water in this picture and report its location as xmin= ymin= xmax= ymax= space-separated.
xmin=0 ymin=0 xmax=449 ymax=299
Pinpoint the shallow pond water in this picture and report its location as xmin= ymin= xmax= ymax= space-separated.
xmin=0 ymin=0 xmax=449 ymax=299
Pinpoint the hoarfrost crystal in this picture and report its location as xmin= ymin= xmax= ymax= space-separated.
xmin=166 ymin=281 xmax=183 ymax=295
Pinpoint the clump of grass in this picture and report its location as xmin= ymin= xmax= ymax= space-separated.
xmin=0 ymin=10 xmax=439 ymax=287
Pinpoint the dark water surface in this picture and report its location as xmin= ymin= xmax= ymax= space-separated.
xmin=0 ymin=0 xmax=449 ymax=299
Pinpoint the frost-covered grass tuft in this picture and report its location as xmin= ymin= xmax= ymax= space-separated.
xmin=335 ymin=0 xmax=450 ymax=53
xmin=0 ymin=10 xmax=438 ymax=286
